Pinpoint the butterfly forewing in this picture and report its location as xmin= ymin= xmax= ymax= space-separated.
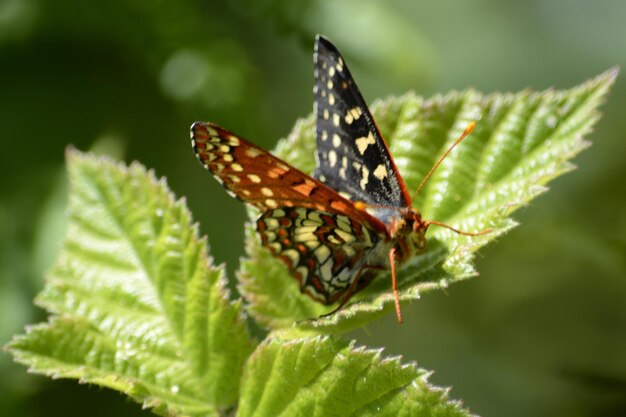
xmin=313 ymin=35 xmax=411 ymax=208
xmin=191 ymin=121 xmax=383 ymax=228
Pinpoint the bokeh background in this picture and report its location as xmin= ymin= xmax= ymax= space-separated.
xmin=1 ymin=0 xmax=624 ymax=416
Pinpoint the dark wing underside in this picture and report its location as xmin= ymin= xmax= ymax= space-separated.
xmin=313 ymin=35 xmax=410 ymax=208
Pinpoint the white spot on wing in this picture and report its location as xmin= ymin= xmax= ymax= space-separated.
xmin=355 ymin=132 xmax=375 ymax=155
xmin=373 ymin=164 xmax=388 ymax=180
xmin=246 ymin=147 xmax=262 ymax=158
xmin=332 ymin=134 xmax=341 ymax=148
xmin=360 ymin=165 xmax=369 ymax=190
xmin=328 ymin=150 xmax=337 ymax=167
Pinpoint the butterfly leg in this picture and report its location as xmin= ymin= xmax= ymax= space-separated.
xmin=389 ymin=247 xmax=403 ymax=324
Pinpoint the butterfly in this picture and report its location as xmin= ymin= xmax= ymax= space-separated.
xmin=191 ymin=35 xmax=487 ymax=323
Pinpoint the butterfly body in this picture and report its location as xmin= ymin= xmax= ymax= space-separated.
xmin=191 ymin=35 xmax=480 ymax=319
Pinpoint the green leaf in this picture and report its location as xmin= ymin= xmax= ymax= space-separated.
xmin=239 ymin=68 xmax=618 ymax=333
xmin=7 ymin=150 xmax=255 ymax=416
xmin=238 ymin=336 xmax=470 ymax=417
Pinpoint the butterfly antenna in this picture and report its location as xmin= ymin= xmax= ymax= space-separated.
xmin=411 ymin=121 xmax=476 ymax=202
xmin=424 ymin=220 xmax=492 ymax=236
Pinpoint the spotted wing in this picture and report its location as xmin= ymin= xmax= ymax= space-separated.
xmin=257 ymin=207 xmax=383 ymax=304
xmin=191 ymin=122 xmax=384 ymax=228
xmin=313 ymin=35 xmax=411 ymax=208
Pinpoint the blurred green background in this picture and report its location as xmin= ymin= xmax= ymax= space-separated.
xmin=1 ymin=0 xmax=624 ymax=416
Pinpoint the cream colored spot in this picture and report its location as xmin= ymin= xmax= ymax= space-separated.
xmin=321 ymin=130 xmax=328 ymax=141
xmin=219 ymin=144 xmax=230 ymax=153
xmin=339 ymin=157 xmax=347 ymax=179
xmin=320 ymin=261 xmax=332 ymax=280
xmin=282 ymin=249 xmax=300 ymax=266
xmin=336 ymin=217 xmax=352 ymax=232
xmin=231 ymin=163 xmax=243 ymax=172
xmin=335 ymin=229 xmax=355 ymax=243
xmin=227 ymin=135 xmax=240 ymax=146
xmin=323 ymin=109 xmax=329 ymax=120
xmin=268 ymin=242 xmax=281 ymax=253
xmin=264 ymin=231 xmax=277 ymax=242
xmin=204 ymin=143 xmax=214 ymax=151
xmin=295 ymin=226 xmax=317 ymax=235
xmin=327 ymin=235 xmax=341 ymax=245
xmin=207 ymin=127 xmax=218 ymax=137
xmin=295 ymin=208 xmax=308 ymax=218
xmin=345 ymin=107 xmax=362 ymax=125
xmin=223 ymin=154 xmax=234 ymax=162
xmin=373 ymin=164 xmax=388 ymax=180
xmin=328 ymin=66 xmax=335 ymax=77
xmin=261 ymin=187 xmax=273 ymax=197
xmin=297 ymin=266 xmax=309 ymax=280
xmin=338 ymin=191 xmax=351 ymax=200
xmin=327 ymin=80 xmax=333 ymax=89
xmin=226 ymin=190 xmax=237 ymax=199
xmin=206 ymin=153 xmax=218 ymax=162
xmin=294 ymin=232 xmax=317 ymax=242
xmin=307 ymin=211 xmax=322 ymax=222
xmin=247 ymin=174 xmax=261 ymax=183
xmin=228 ymin=175 xmax=240 ymax=183
xmin=272 ymin=208 xmax=286 ymax=218
xmin=246 ymin=147 xmax=262 ymax=158
xmin=343 ymin=246 xmax=355 ymax=257
xmin=328 ymin=150 xmax=337 ymax=167
xmin=355 ymin=132 xmax=375 ymax=155
xmin=360 ymin=165 xmax=370 ymax=190
xmin=333 ymin=113 xmax=340 ymax=126
xmin=242 ymin=189 xmax=251 ymax=196
xmin=328 ymin=93 xmax=335 ymax=105
xmin=336 ymin=57 xmax=344 ymax=71
xmin=276 ymin=162 xmax=290 ymax=171
xmin=265 ymin=199 xmax=278 ymax=208
xmin=321 ymin=89 xmax=327 ymax=97
xmin=332 ymin=133 xmax=341 ymax=148
xmin=264 ymin=218 xmax=279 ymax=230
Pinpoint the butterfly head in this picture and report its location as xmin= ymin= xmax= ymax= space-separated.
xmin=388 ymin=207 xmax=428 ymax=261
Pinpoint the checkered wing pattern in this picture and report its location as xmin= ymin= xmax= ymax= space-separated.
xmin=313 ymin=35 xmax=411 ymax=208
xmin=192 ymin=121 xmax=380 ymax=226
xmin=257 ymin=207 xmax=380 ymax=304
xmin=192 ymin=121 xmax=388 ymax=302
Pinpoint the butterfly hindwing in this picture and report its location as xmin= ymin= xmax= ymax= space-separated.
xmin=257 ymin=206 xmax=381 ymax=304
xmin=313 ymin=35 xmax=411 ymax=208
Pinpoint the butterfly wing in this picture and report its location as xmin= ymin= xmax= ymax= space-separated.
xmin=313 ymin=35 xmax=411 ymax=208
xmin=257 ymin=207 xmax=382 ymax=304
xmin=191 ymin=121 xmax=384 ymax=229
